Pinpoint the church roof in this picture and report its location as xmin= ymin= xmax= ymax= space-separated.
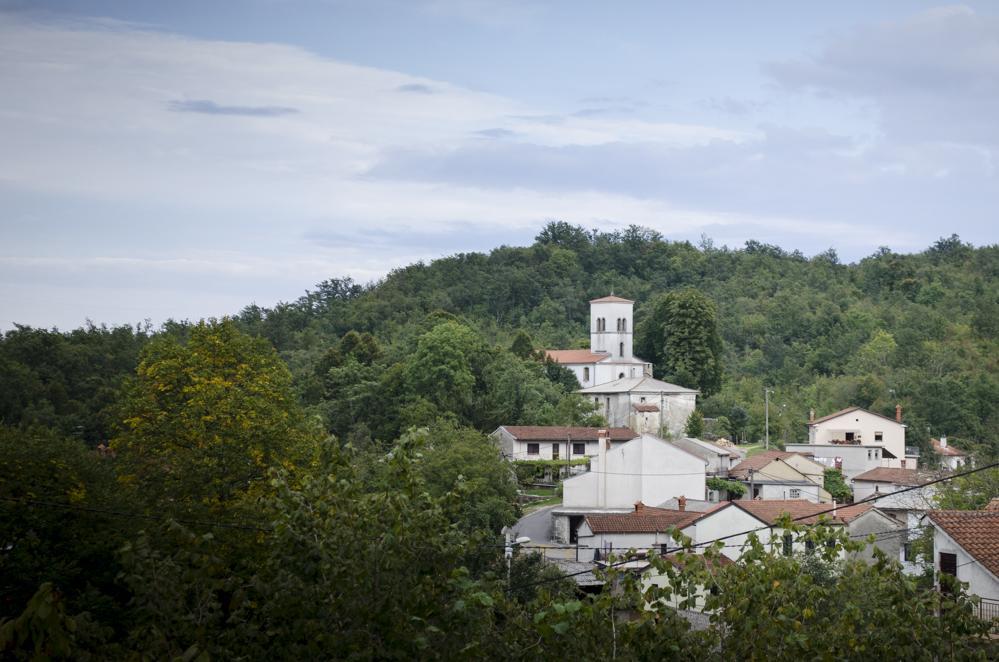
xmin=545 ymin=349 xmax=611 ymax=365
xmin=589 ymin=295 xmax=634 ymax=304
xmin=577 ymin=375 xmax=698 ymax=395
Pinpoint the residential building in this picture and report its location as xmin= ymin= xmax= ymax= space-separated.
xmin=669 ymin=437 xmax=738 ymax=476
xmin=806 ymin=406 xmax=909 ymax=469
xmin=551 ymin=431 xmax=707 ymax=543
xmin=931 ymin=437 xmax=968 ymax=470
xmin=728 ymin=450 xmax=832 ymax=503
xmin=491 ymin=425 xmax=638 ymax=462
xmin=925 ymin=509 xmax=999 ymax=614
xmin=785 ymin=442 xmax=889 ymax=481
xmin=576 ymin=501 xmax=706 ymax=556
xmin=546 ymin=295 xmax=698 ymax=438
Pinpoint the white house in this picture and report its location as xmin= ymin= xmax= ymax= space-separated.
xmin=551 ymin=431 xmax=707 ymax=543
xmin=669 ymin=437 xmax=737 ymax=476
xmin=785 ymin=442 xmax=890 ymax=482
xmin=728 ymin=450 xmax=832 ymax=503
xmin=491 ymin=425 xmax=638 ymax=462
xmin=578 ymin=376 xmax=698 ymax=438
xmin=925 ymin=509 xmax=999 ymax=610
xmin=931 ymin=437 xmax=968 ymax=470
xmin=806 ymin=406 xmax=909 ymax=469
xmin=546 ymin=295 xmax=698 ymax=438
xmin=576 ymin=501 xmax=706 ymax=557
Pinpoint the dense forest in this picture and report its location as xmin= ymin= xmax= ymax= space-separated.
xmin=1 ymin=225 xmax=997 ymax=657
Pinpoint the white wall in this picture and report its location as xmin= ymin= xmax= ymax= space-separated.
xmin=852 ymin=481 xmax=937 ymax=510
xmin=591 ymin=301 xmax=634 ymax=359
xmin=786 ymin=443 xmax=886 ymax=481
xmin=933 ymin=526 xmax=999 ymax=600
xmin=681 ymin=505 xmax=772 ymax=561
xmin=809 ymin=410 xmax=906 ymax=468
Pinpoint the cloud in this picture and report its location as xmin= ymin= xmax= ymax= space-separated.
xmin=473 ymin=127 xmax=519 ymax=139
xmin=167 ymin=99 xmax=299 ymax=117
xmin=395 ymin=83 xmax=437 ymax=94
xmin=765 ymin=5 xmax=999 ymax=147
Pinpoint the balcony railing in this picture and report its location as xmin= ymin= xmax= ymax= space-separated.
xmin=977 ymin=597 xmax=999 ymax=626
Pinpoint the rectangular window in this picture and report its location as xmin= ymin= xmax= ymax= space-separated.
xmin=903 ymin=542 xmax=915 ymax=562
xmin=940 ymin=552 xmax=957 ymax=594
xmin=845 ymin=432 xmax=855 ymax=442
xmin=583 ymin=367 xmax=590 ymax=382
xmin=867 ymin=449 xmax=872 ymax=460
xmin=572 ymin=442 xmax=586 ymax=455
xmin=619 ymin=342 xmax=624 ymax=357
xmin=527 ymin=443 xmax=539 ymax=456
xmin=552 ymin=443 xmax=559 ymax=460
xmin=875 ymin=431 xmax=883 ymax=442
xmin=789 ymin=488 xmax=801 ymax=499
xmin=805 ymin=540 xmax=815 ymax=552
xmin=783 ymin=533 xmax=793 ymax=556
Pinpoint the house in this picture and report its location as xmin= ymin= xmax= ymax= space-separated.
xmin=669 ymin=437 xmax=738 ymax=476
xmin=925 ymin=509 xmax=999 ymax=612
xmin=578 ymin=376 xmax=698 ymax=438
xmin=806 ymin=406 xmax=909 ymax=469
xmin=546 ymin=295 xmax=698 ymax=438
xmin=551 ymin=431 xmax=707 ymax=543
xmin=492 ymin=425 xmax=638 ymax=462
xmin=576 ymin=501 xmax=707 ymax=557
xmin=728 ymin=450 xmax=832 ymax=503
xmin=680 ymin=500 xmax=898 ymax=562
xmin=931 ymin=437 xmax=968 ymax=470
xmin=785 ymin=441 xmax=891 ymax=482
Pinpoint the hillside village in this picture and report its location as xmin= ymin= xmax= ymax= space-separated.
xmin=494 ymin=295 xmax=999 ymax=624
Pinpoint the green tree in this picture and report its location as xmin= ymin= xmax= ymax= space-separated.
xmin=112 ymin=319 xmax=313 ymax=513
xmin=824 ymin=468 xmax=853 ymax=503
xmin=636 ymin=289 xmax=723 ymax=396
xmin=684 ymin=410 xmax=705 ymax=437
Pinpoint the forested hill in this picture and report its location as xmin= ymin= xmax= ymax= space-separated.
xmin=2 ymin=223 xmax=998 ymax=458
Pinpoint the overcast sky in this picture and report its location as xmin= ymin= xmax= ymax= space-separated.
xmin=1 ymin=1 xmax=997 ymax=330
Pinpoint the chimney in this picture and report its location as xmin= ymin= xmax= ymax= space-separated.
xmin=634 ymin=502 xmax=643 ymax=512
xmin=678 ymin=496 xmax=687 ymax=512
xmin=895 ymin=404 xmax=902 ymax=423
xmin=940 ymin=435 xmax=947 ymax=448
xmin=809 ymin=408 xmax=815 ymax=423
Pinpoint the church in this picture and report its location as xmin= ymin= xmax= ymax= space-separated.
xmin=546 ymin=295 xmax=698 ymax=438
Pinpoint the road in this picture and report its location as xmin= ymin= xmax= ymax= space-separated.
xmin=510 ymin=504 xmax=557 ymax=544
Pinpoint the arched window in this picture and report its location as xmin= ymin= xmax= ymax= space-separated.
xmin=621 ymin=318 xmax=627 ymax=332
xmin=619 ymin=342 xmax=624 ymax=357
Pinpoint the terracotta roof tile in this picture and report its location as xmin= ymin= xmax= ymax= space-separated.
xmin=545 ymin=349 xmax=611 ymax=364
xmin=585 ymin=504 xmax=702 ymax=534
xmin=633 ymin=403 xmax=660 ymax=412
xmin=927 ymin=510 xmax=999 ymax=578
xmin=499 ymin=426 xmax=638 ymax=442
xmin=852 ymin=467 xmax=935 ymax=485
xmin=728 ymin=450 xmax=792 ymax=479
xmin=931 ymin=438 xmax=966 ymax=457
xmin=589 ymin=295 xmax=634 ymax=303
xmin=733 ymin=499 xmax=866 ymax=525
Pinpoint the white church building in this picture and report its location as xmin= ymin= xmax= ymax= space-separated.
xmin=546 ymin=295 xmax=698 ymax=438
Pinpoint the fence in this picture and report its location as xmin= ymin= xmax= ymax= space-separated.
xmin=977 ymin=597 xmax=999 ymax=625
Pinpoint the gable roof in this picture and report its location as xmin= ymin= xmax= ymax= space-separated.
xmin=852 ymin=467 xmax=935 ymax=486
xmin=672 ymin=437 xmax=732 ymax=457
xmin=931 ymin=438 xmax=967 ymax=457
xmin=809 ymin=406 xmax=902 ymax=427
xmin=545 ymin=349 xmax=611 ymax=365
xmin=590 ymin=295 xmax=634 ymax=304
xmin=578 ymin=375 xmax=698 ymax=395
xmin=498 ymin=426 xmax=638 ymax=442
xmin=732 ymin=499 xmax=870 ymax=526
xmin=728 ymin=450 xmax=793 ymax=480
xmin=585 ymin=503 xmax=706 ymax=534
xmin=927 ymin=510 xmax=999 ymax=579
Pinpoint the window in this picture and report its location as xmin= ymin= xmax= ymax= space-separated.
xmin=526 ymin=443 xmax=539 ymax=456
xmin=940 ymin=552 xmax=957 ymax=594
xmin=901 ymin=460 xmax=907 ymax=468
xmin=805 ymin=540 xmax=816 ymax=552
xmin=903 ymin=542 xmax=915 ymax=562
xmin=619 ymin=342 xmax=624 ymax=357
xmin=867 ymin=449 xmax=872 ymax=460
xmin=875 ymin=431 xmax=883 ymax=442
xmin=618 ymin=372 xmax=624 ymax=379
xmin=551 ymin=443 xmax=559 ymax=460
xmin=621 ymin=319 xmax=627 ymax=332
xmin=572 ymin=442 xmax=586 ymax=455
xmin=640 ymin=397 xmax=646 ymax=403
xmin=875 ymin=449 xmax=880 ymax=459
xmin=783 ymin=533 xmax=793 ymax=556
xmin=845 ymin=432 xmax=855 ymax=442
xmin=789 ymin=488 xmax=801 ymax=499
xmin=583 ymin=367 xmax=590 ymax=382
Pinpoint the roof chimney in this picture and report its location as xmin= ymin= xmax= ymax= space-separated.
xmin=678 ymin=496 xmax=687 ymax=512
xmin=895 ymin=404 xmax=902 ymax=423
xmin=809 ymin=408 xmax=815 ymax=423
xmin=634 ymin=501 xmax=643 ymax=512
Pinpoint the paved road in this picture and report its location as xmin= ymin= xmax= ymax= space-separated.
xmin=510 ymin=504 xmax=557 ymax=544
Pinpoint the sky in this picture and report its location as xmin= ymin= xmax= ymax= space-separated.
xmin=1 ymin=1 xmax=997 ymax=330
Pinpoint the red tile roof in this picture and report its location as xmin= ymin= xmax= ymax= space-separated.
xmin=589 ymin=295 xmax=634 ymax=303
xmin=545 ymin=349 xmax=611 ymax=364
xmin=852 ymin=467 xmax=934 ymax=486
xmin=733 ymin=499 xmax=870 ymax=526
xmin=499 ymin=426 xmax=638 ymax=442
xmin=585 ymin=504 xmax=703 ymax=534
xmin=808 ymin=406 xmax=902 ymax=427
xmin=633 ymin=403 xmax=660 ymax=412
xmin=927 ymin=510 xmax=999 ymax=578
xmin=931 ymin=438 xmax=966 ymax=457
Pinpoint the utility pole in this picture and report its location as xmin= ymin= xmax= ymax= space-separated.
xmin=764 ymin=388 xmax=773 ymax=450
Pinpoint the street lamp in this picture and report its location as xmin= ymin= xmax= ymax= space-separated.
xmin=505 ymin=535 xmax=531 ymax=587
xmin=764 ymin=388 xmax=774 ymax=450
